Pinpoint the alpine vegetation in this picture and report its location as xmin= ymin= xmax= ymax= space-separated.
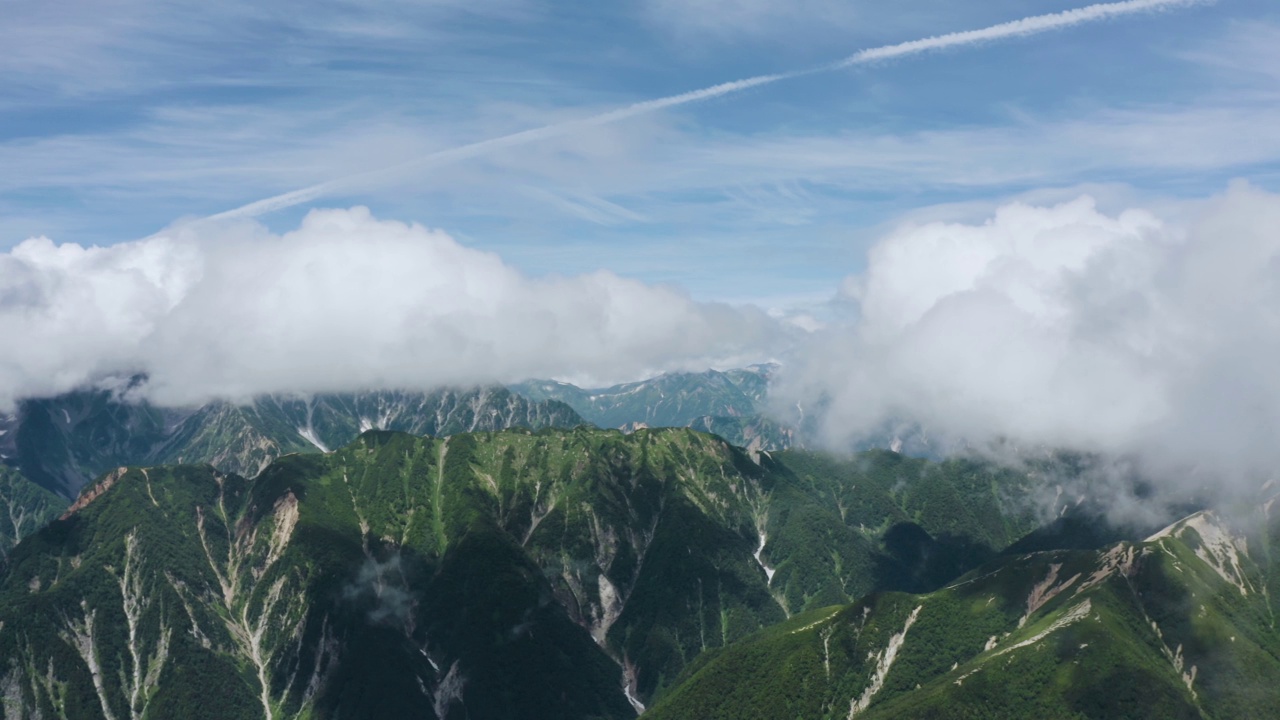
xmin=4 ymin=0 xmax=1276 ymax=716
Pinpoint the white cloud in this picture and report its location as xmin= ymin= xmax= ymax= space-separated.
xmin=0 ymin=208 xmax=784 ymax=410
xmin=776 ymin=181 xmax=1280 ymax=488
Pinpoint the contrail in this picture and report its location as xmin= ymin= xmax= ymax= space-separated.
xmin=205 ymin=0 xmax=1206 ymax=222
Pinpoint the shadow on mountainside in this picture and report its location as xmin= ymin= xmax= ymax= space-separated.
xmin=871 ymin=521 xmax=997 ymax=594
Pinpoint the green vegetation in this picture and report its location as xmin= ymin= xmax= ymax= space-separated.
xmin=5 ymin=412 xmax=1270 ymax=720
xmin=0 ymin=425 xmax=1049 ymax=718
xmin=647 ymin=509 xmax=1280 ymax=720
xmin=0 ymin=466 xmax=65 ymax=555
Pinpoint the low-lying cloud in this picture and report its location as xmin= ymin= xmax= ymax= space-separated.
xmin=0 ymin=207 xmax=784 ymax=410
xmin=776 ymin=181 xmax=1280 ymax=492
xmin=8 ymin=178 xmax=1280 ymax=510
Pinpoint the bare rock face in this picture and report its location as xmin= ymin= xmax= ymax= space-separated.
xmin=60 ymin=466 xmax=128 ymax=520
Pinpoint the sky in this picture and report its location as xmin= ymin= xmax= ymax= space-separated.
xmin=5 ymin=0 xmax=1280 ymax=493
xmin=5 ymin=0 xmax=1278 ymax=298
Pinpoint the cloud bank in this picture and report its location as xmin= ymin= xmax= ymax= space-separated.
xmin=0 ymin=208 xmax=783 ymax=410
xmin=776 ymin=182 xmax=1280 ymax=490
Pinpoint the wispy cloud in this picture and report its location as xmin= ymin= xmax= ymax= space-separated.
xmin=835 ymin=0 xmax=1209 ymax=66
xmin=0 ymin=0 xmax=533 ymax=104
xmin=638 ymin=0 xmax=864 ymax=41
xmin=202 ymin=0 xmax=1208 ymax=222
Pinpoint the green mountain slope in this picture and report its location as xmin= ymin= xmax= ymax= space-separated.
xmin=646 ymin=504 xmax=1280 ymax=720
xmin=0 ymin=428 xmax=1046 ymax=718
xmin=6 ymin=387 xmax=585 ymax=497
xmin=0 ymin=466 xmax=65 ymax=555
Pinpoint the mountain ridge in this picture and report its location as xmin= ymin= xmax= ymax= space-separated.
xmin=0 ymin=425 xmax=1052 ymax=719
xmin=2 ymin=386 xmax=585 ymax=498
xmin=644 ymin=500 xmax=1280 ymax=720
xmin=510 ymin=365 xmax=798 ymax=452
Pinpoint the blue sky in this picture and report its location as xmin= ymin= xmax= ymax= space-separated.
xmin=4 ymin=0 xmax=1279 ymax=305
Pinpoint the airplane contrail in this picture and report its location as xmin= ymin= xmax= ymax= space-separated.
xmin=205 ymin=0 xmax=1207 ymax=222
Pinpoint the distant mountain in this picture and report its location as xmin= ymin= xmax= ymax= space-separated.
xmin=3 ymin=373 xmax=1240 ymax=717
xmin=1 ymin=388 xmax=183 ymax=497
xmin=0 ymin=466 xmax=64 ymax=555
xmin=511 ymin=364 xmax=798 ymax=451
xmin=153 ymin=388 xmax=586 ymax=479
xmin=0 ymin=427 xmax=1049 ymax=718
xmin=6 ymin=365 xmax=795 ymax=502
xmin=3 ymin=386 xmax=585 ymax=497
xmin=646 ymin=504 xmax=1280 ymax=720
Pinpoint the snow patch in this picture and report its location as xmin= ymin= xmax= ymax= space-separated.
xmin=753 ymin=529 xmax=776 ymax=584
xmin=297 ymin=400 xmax=330 ymax=452
xmin=621 ymin=658 xmax=645 ymax=715
xmin=297 ymin=425 xmax=329 ymax=452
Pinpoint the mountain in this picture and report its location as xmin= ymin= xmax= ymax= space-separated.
xmin=152 ymin=388 xmax=586 ymax=480
xmin=3 ymin=387 xmax=585 ymax=497
xmin=645 ymin=502 xmax=1280 ymax=720
xmin=0 ymin=427 xmax=1048 ymax=719
xmin=511 ymin=365 xmax=797 ymax=451
xmin=0 ymin=466 xmax=65 ymax=555
xmin=1 ymin=389 xmax=182 ymax=498
xmin=685 ymin=415 xmax=795 ymax=456
xmin=511 ymin=368 xmax=767 ymax=429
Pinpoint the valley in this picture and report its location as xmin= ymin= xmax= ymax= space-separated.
xmin=0 ymin=375 xmax=1276 ymax=719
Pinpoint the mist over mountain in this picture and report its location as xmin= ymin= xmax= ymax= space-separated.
xmin=6 ymin=0 xmax=1280 ymax=715
xmin=0 ymin=210 xmax=787 ymax=412
xmin=769 ymin=184 xmax=1280 ymax=517
xmin=9 ymin=184 xmax=1279 ymax=522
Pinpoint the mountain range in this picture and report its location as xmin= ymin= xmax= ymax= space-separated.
xmin=509 ymin=365 xmax=796 ymax=452
xmin=0 ymin=386 xmax=585 ymax=499
xmin=647 ymin=503 xmax=1280 ymax=719
xmin=0 ymin=426 xmax=1053 ymax=719
xmin=0 ymin=370 xmax=1276 ymax=718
